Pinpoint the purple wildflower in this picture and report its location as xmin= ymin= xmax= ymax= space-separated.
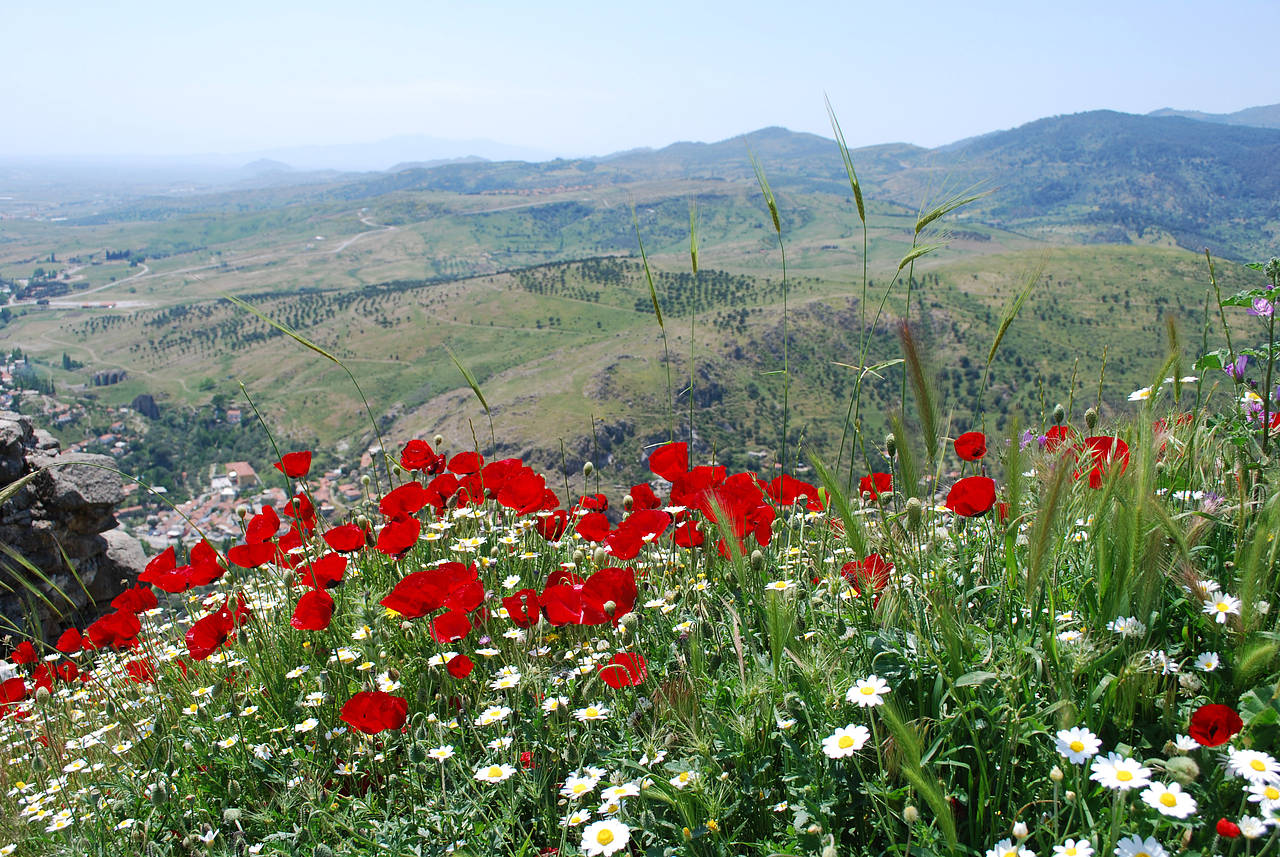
xmin=1247 ymin=298 xmax=1275 ymax=318
xmin=1225 ymin=354 xmax=1248 ymax=380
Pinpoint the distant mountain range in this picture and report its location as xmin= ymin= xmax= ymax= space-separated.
xmin=1148 ymin=103 xmax=1280 ymax=130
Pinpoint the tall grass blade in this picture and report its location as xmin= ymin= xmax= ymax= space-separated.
xmin=879 ymin=702 xmax=958 ymax=848
xmin=825 ymin=95 xmax=865 ymax=225
xmin=633 ymin=203 xmax=675 ymax=440
xmin=445 ymin=346 xmax=489 ymax=414
xmin=914 ymin=184 xmax=990 ymax=237
xmin=899 ymin=322 xmax=939 ymax=463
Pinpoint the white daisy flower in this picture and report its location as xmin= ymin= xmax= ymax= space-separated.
xmin=473 ymin=763 xmax=516 ymax=783
xmin=1113 ymin=835 xmax=1166 ymax=857
xmin=1227 ymin=748 xmax=1280 ymax=784
xmin=581 ymin=818 xmax=630 ymax=856
xmin=1088 ymin=752 xmax=1151 ymax=790
xmin=1239 ymin=816 xmax=1269 ymax=839
xmin=668 ymin=770 xmax=699 ymax=790
xmin=1054 ymin=727 xmax=1101 ymax=765
xmin=985 ymin=838 xmax=1034 ymax=857
xmin=822 ymin=724 xmax=871 ymax=759
xmin=1051 ymin=839 xmax=1093 ymax=857
xmin=1248 ymin=781 xmax=1280 ymax=813
xmin=1139 ymin=781 xmax=1196 ymax=818
xmin=1194 ymin=651 xmax=1220 ymax=672
xmin=428 ymin=745 xmax=454 ymax=762
xmin=846 ymin=674 xmax=890 ymax=707
xmin=1204 ymin=594 xmax=1242 ymax=623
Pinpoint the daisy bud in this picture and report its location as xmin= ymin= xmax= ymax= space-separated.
xmin=1064 ymin=790 xmax=1076 ymax=802
xmin=751 ymin=550 xmax=765 ymax=571
xmin=592 ymin=547 xmax=608 ymax=568
xmin=433 ymin=434 xmax=444 ymax=447
xmin=623 ymin=494 xmax=634 ymax=511
xmin=885 ymin=433 xmax=897 ymax=458
xmin=1012 ymin=821 xmax=1029 ymax=840
xmin=905 ymin=497 xmax=923 ymax=530
xmin=1164 ymin=755 xmax=1199 ymax=785
xmin=903 ymin=805 xmax=919 ymax=824
xmin=1085 ymin=407 xmax=1099 ymax=430
xmin=235 ymin=504 xmax=250 ymax=519
xmin=807 ymin=823 xmax=823 ymax=835
xmin=583 ymin=461 xmax=594 ymax=477
xmin=1052 ymin=403 xmax=1066 ymax=425
xmin=1049 ymin=765 xmax=1063 ymax=782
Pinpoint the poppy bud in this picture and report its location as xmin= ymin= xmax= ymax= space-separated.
xmin=583 ymin=461 xmax=594 ymax=477
xmin=623 ymin=494 xmax=634 ymax=511
xmin=751 ymin=550 xmax=765 ymax=571
xmin=1064 ymin=790 xmax=1076 ymax=802
xmin=885 ymin=433 xmax=897 ymax=458
xmin=314 ymin=846 xmax=335 ymax=857
xmin=1049 ymin=765 xmax=1063 ymax=782
xmin=31 ymin=754 xmax=46 ymax=771
xmin=593 ymin=547 xmax=608 ymax=567
xmin=361 ymin=474 xmax=371 ymax=487
xmin=228 ymin=780 xmax=240 ymax=800
xmin=433 ymin=434 xmax=444 ymax=447
xmin=603 ymin=600 xmax=617 ymax=617
xmin=235 ymin=504 xmax=250 ymax=519
xmin=222 ymin=808 xmax=241 ymax=824
xmin=903 ymin=805 xmax=919 ymax=823
xmin=572 ymin=549 xmax=585 ymax=564
xmin=34 ymin=686 xmax=50 ymax=705
xmin=1218 ymin=818 xmax=1241 ymax=838
xmin=905 ymin=497 xmax=923 ymax=530
xmin=1085 ymin=407 xmax=1099 ymax=430
xmin=1165 ymin=755 xmax=1199 ymax=785
xmin=409 ymin=744 xmax=427 ymax=763
xmin=1052 ymin=403 xmax=1066 ymax=425
xmin=150 ymin=781 xmax=168 ymax=806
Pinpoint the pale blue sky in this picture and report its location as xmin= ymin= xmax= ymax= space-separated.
xmin=5 ymin=0 xmax=1277 ymax=159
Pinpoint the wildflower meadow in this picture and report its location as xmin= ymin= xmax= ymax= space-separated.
xmin=2 ymin=141 xmax=1280 ymax=857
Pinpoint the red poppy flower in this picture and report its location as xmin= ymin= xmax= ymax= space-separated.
xmin=954 ymin=431 xmax=987 ymax=461
xmin=185 ymin=596 xmax=249 ymax=661
xmin=766 ymin=474 xmax=824 ymax=511
xmin=598 ymin=652 xmax=648 ymax=688
xmin=841 ymin=554 xmax=893 ymax=594
xmin=503 ymin=589 xmax=540 ymax=628
xmin=578 ymin=493 xmax=608 ymax=512
xmin=139 ymin=547 xmax=191 ymax=592
xmin=535 ymin=509 xmax=569 ymax=541
xmin=10 ymin=641 xmax=37 ymax=665
xmin=1217 ymin=818 xmax=1241 ymax=839
xmin=112 ymin=586 xmax=158 ymax=615
xmin=669 ymin=464 xmax=727 ymax=510
xmin=495 ymin=466 xmax=546 ymax=514
xmin=400 ymin=439 xmax=444 ymax=473
xmin=379 ymin=481 xmax=429 ymax=521
xmin=1074 ymin=436 xmax=1130 ymax=490
xmin=187 ymin=540 xmax=225 ymax=586
xmin=282 ymin=493 xmax=317 ymax=533
xmin=324 ymin=523 xmax=369 ymax=553
xmin=245 ymin=506 xmax=280 ymax=544
xmin=291 ymin=590 xmax=335 ymax=631
xmin=125 ymin=659 xmax=156 ymax=684
xmin=1189 ymin=703 xmax=1243 ymax=747
xmin=945 ymin=476 xmax=997 ymax=517
xmin=1044 ymin=424 xmax=1073 ymax=452
xmin=859 ymin=472 xmax=892 ymax=500
xmin=340 ymin=690 xmax=408 ymax=735
xmin=649 ymin=442 xmax=689 ymax=481
xmin=54 ymin=628 xmax=85 ymax=654
xmin=376 ymin=517 xmax=421 ymax=557
xmin=227 ymin=541 xmax=278 ymax=569
xmin=446 ymin=654 xmax=474 ymax=678
xmin=606 ymin=509 xmax=672 ymax=560
xmin=447 ymin=451 xmax=483 ymax=475
xmin=0 ymin=677 xmax=26 ymax=705
xmin=541 ymin=566 xmax=636 ymax=627
xmin=630 ymin=483 xmax=661 ymax=510
xmin=295 ymin=552 xmax=348 ymax=590
xmin=520 ymin=750 xmax=536 ymax=770
xmin=86 ymin=610 xmax=141 ymax=650
xmin=673 ymin=520 xmax=704 ymax=548
xmin=274 ymin=450 xmax=312 ymax=479
xmin=574 ymin=512 xmax=612 ymax=543
xmin=380 ymin=563 xmax=479 ymax=619
xmin=431 ymin=609 xmax=472 ymax=643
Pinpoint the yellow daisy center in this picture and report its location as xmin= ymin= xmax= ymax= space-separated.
xmin=1160 ymin=793 xmax=1177 ymax=807
xmin=1116 ymin=770 xmax=1133 ymax=781
xmin=1066 ymin=849 xmax=1078 ymax=856
xmin=1069 ymin=740 xmax=1084 ymax=752
xmin=1253 ymin=759 xmax=1267 ymax=771
xmin=861 ymin=686 xmax=875 ymax=695
xmin=1217 ymin=602 xmax=1230 ymax=612
xmin=586 ymin=708 xmax=599 ymax=717
xmin=1267 ymin=787 xmax=1279 ymax=799
xmin=597 ymin=830 xmax=615 ymax=845
xmin=487 ymin=766 xmax=501 ymax=778
xmin=838 ymin=735 xmax=855 ymax=749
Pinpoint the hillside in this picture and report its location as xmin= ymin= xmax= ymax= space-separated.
xmin=1149 ymin=102 xmax=1280 ymax=130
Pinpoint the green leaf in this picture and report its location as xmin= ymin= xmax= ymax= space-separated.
xmin=954 ymin=671 xmax=999 ymax=688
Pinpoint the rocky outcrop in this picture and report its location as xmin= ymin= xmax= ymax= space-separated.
xmin=0 ymin=411 xmax=144 ymax=640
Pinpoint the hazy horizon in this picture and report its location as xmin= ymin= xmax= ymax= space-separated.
xmin=5 ymin=0 xmax=1278 ymax=166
